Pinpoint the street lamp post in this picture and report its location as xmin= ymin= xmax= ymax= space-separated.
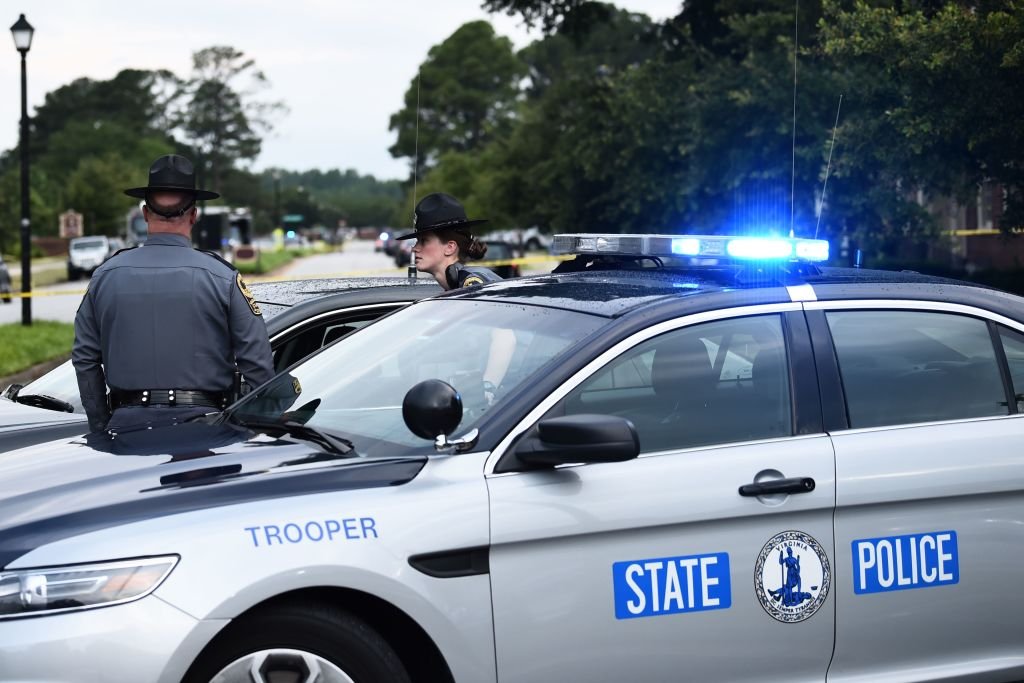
xmin=10 ymin=14 xmax=34 ymax=326
xmin=272 ymin=170 xmax=282 ymax=230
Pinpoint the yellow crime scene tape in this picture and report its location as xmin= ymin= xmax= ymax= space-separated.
xmin=4 ymin=254 xmax=573 ymax=298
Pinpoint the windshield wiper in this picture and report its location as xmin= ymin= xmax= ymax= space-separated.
xmin=13 ymin=393 xmax=75 ymax=413
xmin=233 ymin=417 xmax=355 ymax=456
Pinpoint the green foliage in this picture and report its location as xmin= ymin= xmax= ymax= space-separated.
xmin=0 ymin=321 xmax=74 ymax=377
xmin=389 ymin=21 xmax=526 ymax=178
xmin=235 ymin=248 xmax=296 ymax=275
xmin=66 ymin=153 xmax=149 ymax=237
xmin=174 ymin=46 xmax=287 ymax=193
xmin=821 ymin=0 xmax=1024 ymax=228
xmin=412 ymin=0 xmax=1024 ymax=264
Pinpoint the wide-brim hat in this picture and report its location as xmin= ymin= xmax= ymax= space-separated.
xmin=124 ymin=154 xmax=220 ymax=200
xmin=395 ymin=192 xmax=487 ymax=240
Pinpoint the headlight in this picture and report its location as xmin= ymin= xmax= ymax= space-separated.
xmin=0 ymin=555 xmax=178 ymax=619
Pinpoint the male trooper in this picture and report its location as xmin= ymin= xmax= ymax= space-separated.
xmin=73 ymin=154 xmax=274 ymax=433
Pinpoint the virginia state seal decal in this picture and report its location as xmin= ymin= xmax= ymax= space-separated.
xmin=755 ymin=530 xmax=830 ymax=623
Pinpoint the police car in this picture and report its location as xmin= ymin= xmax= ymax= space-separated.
xmin=1 ymin=233 xmax=1023 ymax=682
xmin=0 ymin=277 xmax=439 ymax=451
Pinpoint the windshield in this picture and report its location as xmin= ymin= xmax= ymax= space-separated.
xmin=71 ymin=239 xmax=106 ymax=251
xmin=228 ymin=299 xmax=605 ymax=458
xmin=15 ymin=360 xmax=84 ymax=412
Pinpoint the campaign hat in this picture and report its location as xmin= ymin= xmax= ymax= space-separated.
xmin=395 ymin=192 xmax=487 ymax=240
xmin=124 ymin=154 xmax=220 ymax=200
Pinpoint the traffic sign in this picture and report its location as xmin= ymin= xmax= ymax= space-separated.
xmin=59 ymin=210 xmax=83 ymax=239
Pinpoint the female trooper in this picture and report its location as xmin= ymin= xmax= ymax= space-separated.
xmin=396 ymin=192 xmax=501 ymax=290
xmin=397 ymin=192 xmax=510 ymax=405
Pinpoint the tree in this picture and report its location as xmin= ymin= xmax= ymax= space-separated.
xmin=29 ymin=69 xmax=179 ymax=157
xmin=65 ymin=154 xmax=144 ymax=236
xmin=389 ymin=21 xmax=525 ymax=179
xmin=175 ymin=46 xmax=286 ymax=193
xmin=483 ymin=0 xmax=608 ymax=33
xmin=820 ymin=0 xmax=1024 ymax=230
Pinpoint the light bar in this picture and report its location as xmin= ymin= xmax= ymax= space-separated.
xmin=551 ymin=233 xmax=829 ymax=263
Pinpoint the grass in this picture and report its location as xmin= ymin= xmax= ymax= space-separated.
xmin=0 ymin=321 xmax=75 ymax=376
xmin=236 ymin=247 xmax=321 ymax=275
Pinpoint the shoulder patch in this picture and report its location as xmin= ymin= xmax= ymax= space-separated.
xmin=462 ymin=275 xmax=484 ymax=287
xmin=237 ymin=273 xmax=262 ymax=316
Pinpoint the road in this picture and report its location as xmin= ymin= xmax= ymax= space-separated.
xmin=0 ymin=239 xmax=558 ymax=325
xmin=273 ymin=239 xmax=405 ymax=279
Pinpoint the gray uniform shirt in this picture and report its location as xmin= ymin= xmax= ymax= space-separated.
xmin=72 ymin=233 xmax=274 ymax=431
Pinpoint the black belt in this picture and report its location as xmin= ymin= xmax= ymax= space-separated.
xmin=110 ymin=389 xmax=229 ymax=410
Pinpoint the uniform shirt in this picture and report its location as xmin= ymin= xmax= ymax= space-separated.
xmin=446 ymin=263 xmax=502 ymax=289
xmin=72 ymin=233 xmax=274 ymax=431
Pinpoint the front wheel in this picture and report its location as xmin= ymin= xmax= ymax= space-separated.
xmin=184 ymin=602 xmax=412 ymax=683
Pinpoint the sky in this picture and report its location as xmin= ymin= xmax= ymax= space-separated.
xmin=1 ymin=0 xmax=683 ymax=181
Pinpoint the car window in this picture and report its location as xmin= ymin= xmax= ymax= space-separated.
xmin=999 ymin=325 xmax=1024 ymax=413
xmin=549 ymin=314 xmax=792 ymax=453
xmin=16 ymin=360 xmax=84 ymax=412
xmin=71 ymin=239 xmax=106 ymax=250
xmin=272 ymin=309 xmax=397 ymax=373
xmin=827 ymin=310 xmax=1007 ymax=428
xmin=232 ymin=300 xmax=606 ymax=458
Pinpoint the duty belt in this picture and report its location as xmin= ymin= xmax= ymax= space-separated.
xmin=110 ymin=389 xmax=229 ymax=410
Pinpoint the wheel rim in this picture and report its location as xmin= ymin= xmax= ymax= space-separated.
xmin=209 ymin=648 xmax=356 ymax=683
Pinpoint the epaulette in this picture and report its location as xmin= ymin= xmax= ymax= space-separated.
xmin=107 ymin=245 xmax=139 ymax=259
xmin=200 ymin=249 xmax=238 ymax=271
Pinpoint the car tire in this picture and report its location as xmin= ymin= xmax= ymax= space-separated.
xmin=525 ymin=237 xmax=541 ymax=251
xmin=184 ymin=601 xmax=412 ymax=683
xmin=67 ymin=267 xmax=78 ymax=281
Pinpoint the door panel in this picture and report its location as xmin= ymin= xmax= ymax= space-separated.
xmin=819 ymin=306 xmax=1024 ymax=682
xmin=488 ymin=438 xmax=836 ymax=682
xmin=829 ymin=419 xmax=1024 ymax=682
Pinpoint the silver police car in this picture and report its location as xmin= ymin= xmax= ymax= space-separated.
xmin=1 ymin=233 xmax=1023 ymax=682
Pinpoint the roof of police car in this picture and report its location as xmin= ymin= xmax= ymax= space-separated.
xmin=248 ymin=276 xmax=440 ymax=319
xmin=437 ymin=264 xmax=1004 ymax=317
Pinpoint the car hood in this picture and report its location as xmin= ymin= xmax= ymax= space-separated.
xmin=0 ymin=420 xmax=427 ymax=569
xmin=0 ymin=397 xmax=86 ymax=430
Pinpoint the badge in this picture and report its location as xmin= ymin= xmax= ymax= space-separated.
xmin=755 ymin=530 xmax=831 ymax=623
xmin=292 ymin=377 xmax=302 ymax=395
xmin=462 ymin=275 xmax=484 ymax=287
xmin=237 ymin=273 xmax=261 ymax=316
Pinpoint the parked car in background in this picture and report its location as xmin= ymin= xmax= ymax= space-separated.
xmin=478 ymin=241 xmax=521 ymax=278
xmin=67 ymin=236 xmax=111 ymax=280
xmin=487 ymin=227 xmax=551 ymax=252
xmin=0 ymin=276 xmax=440 ymax=451
xmin=374 ymin=230 xmax=397 ymax=255
xmin=394 ymin=238 xmax=414 ymax=267
xmin=0 ymin=255 xmax=12 ymax=303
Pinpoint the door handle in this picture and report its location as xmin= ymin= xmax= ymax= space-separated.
xmin=738 ymin=477 xmax=815 ymax=497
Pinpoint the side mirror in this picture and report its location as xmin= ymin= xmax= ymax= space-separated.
xmin=3 ymin=383 xmax=23 ymax=400
xmin=402 ymin=380 xmax=463 ymax=441
xmin=512 ymin=414 xmax=640 ymax=469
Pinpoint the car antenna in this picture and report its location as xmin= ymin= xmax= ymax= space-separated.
xmin=815 ymin=93 xmax=843 ymax=240
xmin=789 ymin=0 xmax=799 ymax=239
xmin=408 ymin=68 xmax=421 ymax=281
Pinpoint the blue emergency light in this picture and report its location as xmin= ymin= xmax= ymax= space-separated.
xmin=551 ymin=233 xmax=830 ymax=263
